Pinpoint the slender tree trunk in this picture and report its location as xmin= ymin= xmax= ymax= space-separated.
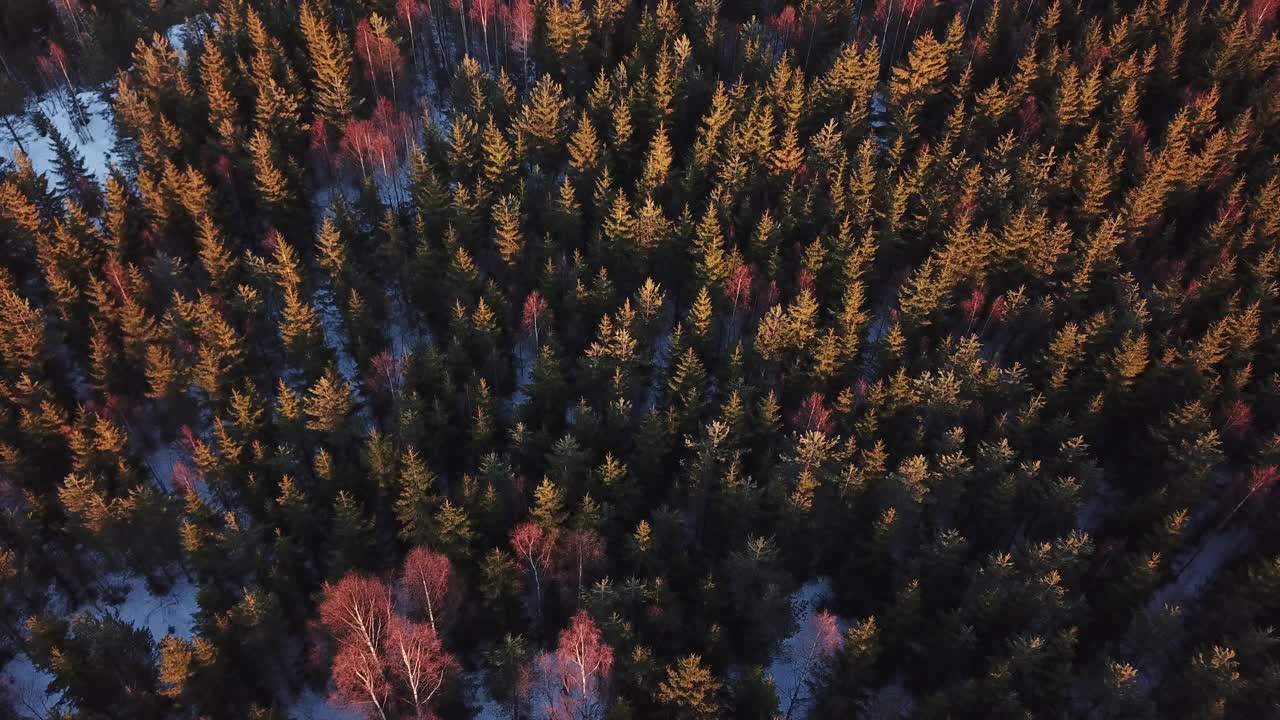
xmin=366 ymin=44 xmax=379 ymax=97
xmin=421 ymin=579 xmax=436 ymax=631
xmin=2 ymin=114 xmax=27 ymax=155
xmin=460 ymin=0 xmax=471 ymax=57
xmin=529 ymin=560 xmax=542 ymax=621
xmin=407 ymin=13 xmax=418 ymax=71
xmin=880 ymin=0 xmax=896 ymax=77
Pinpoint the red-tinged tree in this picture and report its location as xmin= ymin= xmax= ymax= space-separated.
xmin=311 ymin=115 xmax=340 ymax=180
xmin=342 ymin=118 xmax=380 ymax=180
xmin=792 ymin=393 xmax=833 ymax=435
xmin=469 ymin=0 xmax=497 ymax=66
xmin=981 ymin=295 xmax=1007 ymax=336
xmin=448 ymin=0 xmax=471 ymax=57
xmin=386 ymin=617 xmax=458 ymax=718
xmin=780 ymin=609 xmax=842 ymax=718
xmin=727 ymin=264 xmax=754 ymax=315
xmin=400 ymin=546 xmax=457 ymax=632
xmin=510 ymin=521 xmax=558 ymax=620
xmin=1249 ymin=0 xmax=1279 ymax=26
xmin=356 ymin=15 xmax=405 ymax=100
xmin=1218 ymin=465 xmax=1279 ymax=530
xmin=332 ymin=642 xmax=392 ymax=720
xmin=557 ymin=528 xmax=604 ymax=601
xmin=37 ymin=41 xmax=87 ymax=127
xmin=503 ymin=0 xmax=534 ymax=76
xmin=961 ymin=287 xmax=986 ymax=330
xmin=397 ymin=0 xmax=426 ymax=67
xmin=374 ymin=97 xmax=412 ymax=160
xmin=521 ymin=290 xmax=551 ymax=346
xmin=319 ymin=575 xmax=395 ymax=663
xmin=369 ymin=350 xmax=409 ymax=405
xmin=1222 ymin=399 xmax=1253 ymax=439
xmin=769 ymin=6 xmax=797 ymax=49
xmin=538 ymin=611 xmax=613 ymax=720
xmin=49 ymin=0 xmax=88 ymax=45
xmin=342 ymin=102 xmax=409 ymax=184
xmin=1018 ymin=96 xmax=1042 ymax=135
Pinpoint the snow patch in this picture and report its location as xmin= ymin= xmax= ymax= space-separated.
xmin=2 ymin=88 xmax=116 ymax=183
xmin=163 ymin=16 xmax=213 ymax=61
xmin=1 ymin=653 xmax=63 ymax=719
xmin=506 ymin=342 xmax=535 ymax=413
xmin=315 ymin=288 xmax=360 ymax=383
xmin=466 ymin=670 xmax=506 ymax=720
xmin=143 ymin=440 xmax=184 ymax=493
xmin=288 ymin=688 xmax=362 ymax=720
xmin=1076 ymin=477 xmax=1118 ymax=533
xmin=107 ymin=575 xmax=200 ymax=641
xmin=1149 ymin=524 xmax=1254 ymax=612
xmin=769 ymin=578 xmax=834 ymax=720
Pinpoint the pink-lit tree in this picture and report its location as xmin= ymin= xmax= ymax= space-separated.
xmin=727 ymin=263 xmax=754 ymax=316
xmin=521 ymin=290 xmax=551 ymax=346
xmin=1218 ymin=465 xmax=1279 ymax=531
xmin=369 ymin=350 xmax=410 ymax=406
xmin=320 ymin=574 xmax=459 ymax=720
xmin=319 ymin=575 xmax=395 ymax=662
xmin=536 ymin=611 xmax=613 ymax=720
xmin=557 ymin=528 xmax=605 ymax=602
xmin=791 ymin=393 xmax=833 ymax=435
xmin=356 ymin=16 xmax=405 ymax=100
xmin=1222 ymin=399 xmax=1253 ymax=439
xmin=502 ymin=0 xmax=534 ymax=81
xmin=1249 ymin=0 xmax=1279 ymax=25
xmin=399 ymin=546 xmax=457 ymax=632
xmin=342 ymin=100 xmax=410 ymax=188
xmin=510 ymin=521 xmax=558 ymax=621
xmin=48 ymin=0 xmax=88 ymax=46
xmin=769 ymin=6 xmax=797 ymax=51
xmin=386 ymin=617 xmax=458 ymax=717
xmin=469 ymin=0 xmax=497 ymax=67
xmin=37 ymin=41 xmax=88 ymax=128
xmin=780 ymin=609 xmax=843 ymax=719
xmin=397 ymin=0 xmax=425 ymax=68
xmin=373 ymin=97 xmax=413 ymax=165
xmin=448 ymin=0 xmax=471 ymax=58
xmin=980 ymin=295 xmax=1007 ymax=336
xmin=331 ymin=642 xmax=391 ymax=720
xmin=961 ymin=286 xmax=986 ymax=331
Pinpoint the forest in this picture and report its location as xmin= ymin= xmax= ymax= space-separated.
xmin=1 ymin=0 xmax=1280 ymax=718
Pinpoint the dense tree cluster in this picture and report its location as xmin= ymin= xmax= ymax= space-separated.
xmin=2 ymin=0 xmax=1280 ymax=718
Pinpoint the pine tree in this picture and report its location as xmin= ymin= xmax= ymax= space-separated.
xmin=658 ymin=655 xmax=721 ymax=720
xmin=641 ymin=122 xmax=673 ymax=195
xmin=568 ymin=110 xmax=603 ymax=178
xmin=693 ymin=206 xmax=728 ymax=289
xmin=304 ymin=369 xmax=355 ymax=435
xmin=300 ymin=0 xmax=357 ymax=122
xmin=516 ymin=74 xmax=571 ymax=161
xmin=492 ymin=194 xmax=523 ymax=266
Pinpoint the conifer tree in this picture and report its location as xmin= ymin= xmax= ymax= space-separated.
xmin=300 ymin=0 xmax=357 ymax=123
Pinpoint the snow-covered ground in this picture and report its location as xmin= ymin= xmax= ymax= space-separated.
xmin=108 ymin=574 xmax=200 ymax=641
xmin=1 ymin=87 xmax=116 ymax=183
xmin=1147 ymin=523 xmax=1254 ymax=614
xmin=315 ymin=288 xmax=360 ymax=383
xmin=1076 ymin=477 xmax=1118 ymax=533
xmin=466 ymin=670 xmax=506 ymax=720
xmin=1 ymin=652 xmax=63 ymax=719
xmin=769 ymin=577 xmax=835 ymax=720
xmin=0 ymin=574 xmax=199 ymax=717
xmin=163 ymin=16 xmax=214 ymax=62
xmin=506 ymin=341 xmax=535 ymax=413
xmin=288 ymin=688 xmax=362 ymax=720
